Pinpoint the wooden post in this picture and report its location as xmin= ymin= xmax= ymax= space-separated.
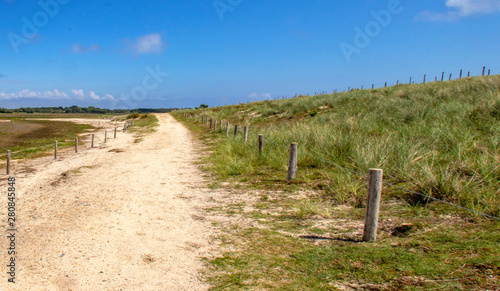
xmin=6 ymin=150 xmax=11 ymax=175
xmin=214 ymin=119 xmax=217 ymax=131
xmin=234 ymin=125 xmax=238 ymax=137
xmin=54 ymin=141 xmax=58 ymax=160
xmin=362 ymin=169 xmax=383 ymax=242
xmin=206 ymin=118 xmax=208 ymax=126
xmin=423 ymin=74 xmax=426 ymax=84
xmin=396 ymin=80 xmax=399 ymax=86
xmin=482 ymin=66 xmax=486 ymax=76
xmin=243 ymin=126 xmax=248 ymax=142
xmin=384 ymin=82 xmax=387 ymax=87
xmin=75 ymin=137 xmax=78 ymax=153
xmin=459 ymin=69 xmax=463 ymax=79
xmin=219 ymin=120 xmax=223 ymax=130
xmin=409 ymin=77 xmax=412 ymax=84
xmin=91 ymin=134 xmax=95 ymax=148
xmin=225 ymin=122 xmax=229 ymax=137
xmin=114 ymin=127 xmax=117 ymax=138
xmin=372 ymin=84 xmax=374 ymax=89
xmin=287 ymin=143 xmax=298 ymax=181
xmin=258 ymin=134 xmax=263 ymax=154
xmin=468 ymin=71 xmax=470 ymax=77
xmin=441 ymin=72 xmax=444 ymax=81
xmin=104 ymin=131 xmax=107 ymax=143
xmin=449 ymin=73 xmax=452 ymax=81
xmin=488 ymin=69 xmax=491 ymax=76
xmin=210 ymin=119 xmax=213 ymax=130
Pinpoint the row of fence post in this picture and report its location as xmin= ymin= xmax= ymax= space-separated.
xmin=182 ymin=113 xmax=384 ymax=242
xmin=6 ymin=121 xmax=131 ymax=175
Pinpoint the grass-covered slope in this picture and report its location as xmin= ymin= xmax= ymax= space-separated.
xmin=183 ymin=75 xmax=500 ymax=217
xmin=175 ymin=76 xmax=500 ymax=290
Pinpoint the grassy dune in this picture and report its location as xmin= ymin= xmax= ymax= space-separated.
xmin=183 ymin=75 xmax=500 ymax=217
xmin=176 ymin=76 xmax=500 ymax=290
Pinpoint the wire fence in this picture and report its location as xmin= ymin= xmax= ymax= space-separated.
xmin=181 ymin=112 xmax=500 ymax=222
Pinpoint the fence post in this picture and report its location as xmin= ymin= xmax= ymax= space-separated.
xmin=226 ymin=122 xmax=229 ymax=137
xmin=362 ymin=169 xmax=383 ymax=242
xmin=6 ymin=150 xmax=11 ymax=175
xmin=75 ymin=137 xmax=78 ymax=153
xmin=206 ymin=118 xmax=209 ymax=127
xmin=423 ymin=74 xmax=426 ymax=84
xmin=409 ymin=77 xmax=412 ymax=84
xmin=210 ymin=119 xmax=213 ymax=129
xmin=234 ymin=125 xmax=238 ymax=137
xmin=258 ymin=134 xmax=263 ymax=154
xmin=114 ymin=127 xmax=117 ymax=138
xmin=91 ymin=134 xmax=95 ymax=148
xmin=219 ymin=120 xmax=223 ymax=131
xmin=243 ymin=126 xmax=248 ymax=142
xmin=482 ymin=66 xmax=486 ymax=76
xmin=214 ymin=119 xmax=217 ymax=131
xmin=441 ymin=72 xmax=444 ymax=81
xmin=54 ymin=141 xmax=58 ymax=160
xmin=287 ymin=143 xmax=298 ymax=180
xmin=459 ymin=69 xmax=463 ymax=79
xmin=468 ymin=71 xmax=470 ymax=77
xmin=104 ymin=131 xmax=107 ymax=143
xmin=488 ymin=69 xmax=491 ymax=76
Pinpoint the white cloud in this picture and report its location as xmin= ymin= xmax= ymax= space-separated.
xmin=89 ymin=91 xmax=100 ymax=100
xmin=417 ymin=0 xmax=500 ymax=21
xmin=133 ymin=33 xmax=163 ymax=54
xmin=71 ymin=43 xmax=101 ymax=54
xmin=248 ymin=92 xmax=272 ymax=100
xmin=0 ymin=89 xmax=69 ymax=100
xmin=71 ymin=89 xmax=85 ymax=99
xmin=0 ymin=89 xmax=115 ymax=102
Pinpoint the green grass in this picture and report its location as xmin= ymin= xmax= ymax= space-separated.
xmin=174 ymin=75 xmax=500 ymax=290
xmin=126 ymin=114 xmax=159 ymax=141
xmin=179 ymin=75 xmax=500 ymax=218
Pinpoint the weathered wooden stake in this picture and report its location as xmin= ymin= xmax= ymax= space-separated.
xmin=54 ymin=141 xmax=58 ymax=160
xmin=371 ymin=84 xmax=374 ymax=89
xmin=91 ymin=134 xmax=95 ymax=148
xmin=114 ymin=127 xmax=117 ymax=138
xmin=362 ymin=169 xmax=383 ymax=242
xmin=214 ymin=119 xmax=217 ymax=131
xmin=449 ymin=73 xmax=452 ymax=81
xmin=409 ymin=77 xmax=412 ymax=84
xmin=234 ymin=125 xmax=238 ymax=137
xmin=225 ymin=122 xmax=229 ymax=137
xmin=459 ymin=69 xmax=463 ymax=79
xmin=104 ymin=131 xmax=107 ymax=143
xmin=423 ymin=74 xmax=426 ymax=84
xmin=219 ymin=120 xmax=223 ymax=130
xmin=441 ymin=72 xmax=444 ymax=82
xmin=287 ymin=143 xmax=298 ymax=181
xmin=6 ymin=150 xmax=11 ymax=175
xmin=468 ymin=71 xmax=470 ymax=77
xmin=482 ymin=66 xmax=486 ymax=76
xmin=258 ymin=134 xmax=263 ymax=154
xmin=210 ymin=119 xmax=213 ymax=130
xmin=75 ymin=137 xmax=78 ymax=153
xmin=243 ymin=126 xmax=248 ymax=142
xmin=488 ymin=69 xmax=491 ymax=76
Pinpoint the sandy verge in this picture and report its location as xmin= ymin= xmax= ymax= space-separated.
xmin=0 ymin=113 xmax=215 ymax=290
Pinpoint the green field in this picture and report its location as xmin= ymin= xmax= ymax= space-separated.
xmin=176 ymin=75 xmax=500 ymax=290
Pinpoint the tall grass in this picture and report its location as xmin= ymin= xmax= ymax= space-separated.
xmin=181 ymin=76 xmax=500 ymax=217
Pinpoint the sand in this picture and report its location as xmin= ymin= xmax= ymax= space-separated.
xmin=0 ymin=113 xmax=215 ymax=290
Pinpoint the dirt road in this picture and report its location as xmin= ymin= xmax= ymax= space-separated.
xmin=0 ymin=114 xmax=214 ymax=290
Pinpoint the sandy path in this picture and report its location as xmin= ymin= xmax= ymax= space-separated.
xmin=0 ymin=114 xmax=214 ymax=290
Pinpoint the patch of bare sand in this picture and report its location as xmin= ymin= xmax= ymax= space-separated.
xmin=0 ymin=114 xmax=217 ymax=290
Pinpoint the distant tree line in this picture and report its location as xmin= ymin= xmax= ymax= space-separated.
xmin=0 ymin=106 xmax=179 ymax=114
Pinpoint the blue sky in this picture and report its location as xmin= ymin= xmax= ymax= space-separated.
xmin=1 ymin=0 xmax=499 ymax=109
